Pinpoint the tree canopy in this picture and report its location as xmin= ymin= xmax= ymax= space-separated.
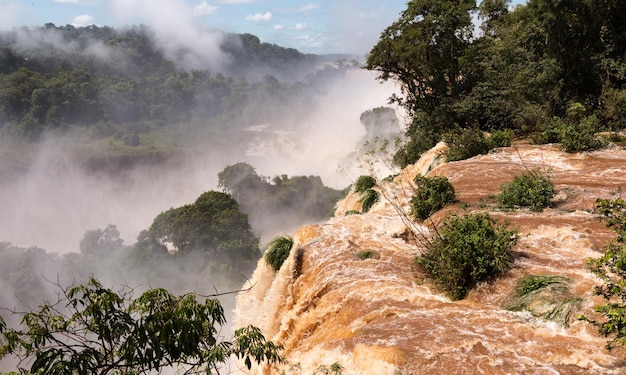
xmin=217 ymin=162 xmax=347 ymax=235
xmin=0 ymin=278 xmax=282 ymax=374
xmin=0 ymin=24 xmax=348 ymax=140
xmin=144 ymin=191 xmax=259 ymax=265
xmin=367 ymin=0 xmax=626 ymax=167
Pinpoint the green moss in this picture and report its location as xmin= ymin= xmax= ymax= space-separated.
xmin=505 ymin=275 xmax=582 ymax=327
xmin=361 ymin=189 xmax=379 ymax=213
xmin=356 ymin=250 xmax=377 ymax=260
xmin=264 ymin=236 xmax=294 ymax=272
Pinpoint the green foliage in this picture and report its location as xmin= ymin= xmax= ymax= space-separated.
xmin=361 ymin=189 xmax=379 ymax=213
xmin=367 ymin=0 xmax=626 ymax=163
xmin=410 ymin=175 xmax=456 ymax=221
xmin=344 ymin=210 xmax=360 ymax=216
xmin=365 ymin=0 xmax=477 ymax=116
xmin=488 ymin=129 xmax=513 ymax=148
xmin=392 ymin=125 xmax=439 ymax=168
xmin=595 ymin=197 xmax=626 ymax=233
xmin=354 ymin=175 xmax=376 ymax=193
xmin=217 ymin=163 xmax=346 ymax=231
xmin=355 ymin=250 xmax=377 ymax=260
xmin=0 ymin=24 xmax=345 ymax=140
xmin=79 ymin=224 xmax=124 ymax=256
xmin=313 ymin=362 xmax=344 ymax=374
xmin=505 ymin=275 xmax=582 ymax=327
xmin=559 ymin=115 xmax=606 ymax=153
xmin=531 ymin=117 xmax=565 ymax=145
xmin=264 ymin=236 xmax=294 ymax=272
xmin=600 ymin=88 xmax=626 ymax=130
xmin=146 ymin=190 xmax=259 ymax=266
xmin=443 ymin=128 xmax=492 ymax=162
xmin=498 ymin=168 xmax=555 ymax=211
xmin=529 ymin=104 xmax=606 ymax=152
xmin=416 ymin=213 xmax=518 ymax=300
xmin=580 ymin=198 xmax=626 ymax=349
xmin=0 ymin=278 xmax=282 ymax=374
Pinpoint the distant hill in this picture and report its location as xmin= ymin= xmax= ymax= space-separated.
xmin=0 ymin=24 xmax=361 ymax=141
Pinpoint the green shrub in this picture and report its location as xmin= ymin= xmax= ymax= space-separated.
xmin=560 ymin=115 xmax=606 ymax=153
xmin=361 ymin=189 xmax=379 ymax=213
xmin=600 ymin=87 xmax=626 ymax=130
xmin=356 ymin=250 xmax=377 ymax=260
xmin=264 ymin=236 xmax=294 ymax=272
xmin=354 ymin=175 xmax=376 ymax=193
xmin=443 ymin=127 xmax=491 ymax=162
xmin=344 ymin=210 xmax=361 ymax=216
xmin=498 ymin=168 xmax=555 ymax=212
xmin=580 ymin=198 xmax=626 ymax=349
xmin=595 ymin=197 xmax=626 ymax=234
xmin=505 ymin=275 xmax=582 ymax=327
xmin=531 ymin=116 xmax=564 ymax=145
xmin=410 ymin=175 xmax=456 ymax=221
xmin=488 ymin=129 xmax=513 ymax=148
xmin=416 ymin=213 xmax=518 ymax=300
xmin=531 ymin=111 xmax=606 ymax=152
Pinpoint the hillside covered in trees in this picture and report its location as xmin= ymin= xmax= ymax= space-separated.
xmin=366 ymin=0 xmax=626 ymax=167
xmin=0 ymin=23 xmax=356 ymax=142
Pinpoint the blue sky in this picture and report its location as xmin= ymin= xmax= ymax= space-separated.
xmin=0 ymin=0 xmax=527 ymax=54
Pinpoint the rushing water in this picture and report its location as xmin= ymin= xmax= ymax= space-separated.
xmin=235 ymin=142 xmax=626 ymax=374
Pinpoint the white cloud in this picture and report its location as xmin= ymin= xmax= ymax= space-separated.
xmin=217 ymin=0 xmax=259 ymax=3
xmin=295 ymin=3 xmax=320 ymax=12
xmin=71 ymin=14 xmax=94 ymax=27
xmin=54 ymin=0 xmax=99 ymax=4
xmin=275 ymin=2 xmax=320 ymax=13
xmin=292 ymin=23 xmax=307 ymax=30
xmin=273 ymin=24 xmax=285 ymax=30
xmin=245 ymin=12 xmax=272 ymax=22
xmin=294 ymin=34 xmax=323 ymax=49
xmin=193 ymin=1 xmax=218 ymax=16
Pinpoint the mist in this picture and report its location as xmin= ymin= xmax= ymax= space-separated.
xmin=0 ymin=68 xmax=398 ymax=254
xmin=0 ymin=18 xmax=401 ymax=373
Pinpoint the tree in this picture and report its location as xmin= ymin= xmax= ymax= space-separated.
xmin=478 ymin=0 xmax=510 ymax=37
xmin=365 ymin=0 xmax=477 ymax=116
xmin=365 ymin=0 xmax=477 ymax=166
xmin=0 ymin=278 xmax=282 ymax=374
xmin=217 ymin=162 xmax=268 ymax=205
xmin=525 ymin=0 xmax=626 ymax=104
xmin=147 ymin=191 xmax=259 ymax=263
xmin=79 ymin=224 xmax=124 ymax=256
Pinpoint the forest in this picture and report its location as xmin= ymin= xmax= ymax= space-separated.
xmin=0 ymin=21 xmax=364 ymax=373
xmin=2 ymin=0 xmax=626 ymax=372
xmin=366 ymin=0 xmax=626 ymax=166
xmin=0 ymin=23 xmax=357 ymax=145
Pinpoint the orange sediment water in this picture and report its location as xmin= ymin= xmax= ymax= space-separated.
xmin=235 ymin=142 xmax=626 ymax=374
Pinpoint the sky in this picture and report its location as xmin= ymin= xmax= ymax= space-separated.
xmin=0 ymin=0 xmax=527 ymax=55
